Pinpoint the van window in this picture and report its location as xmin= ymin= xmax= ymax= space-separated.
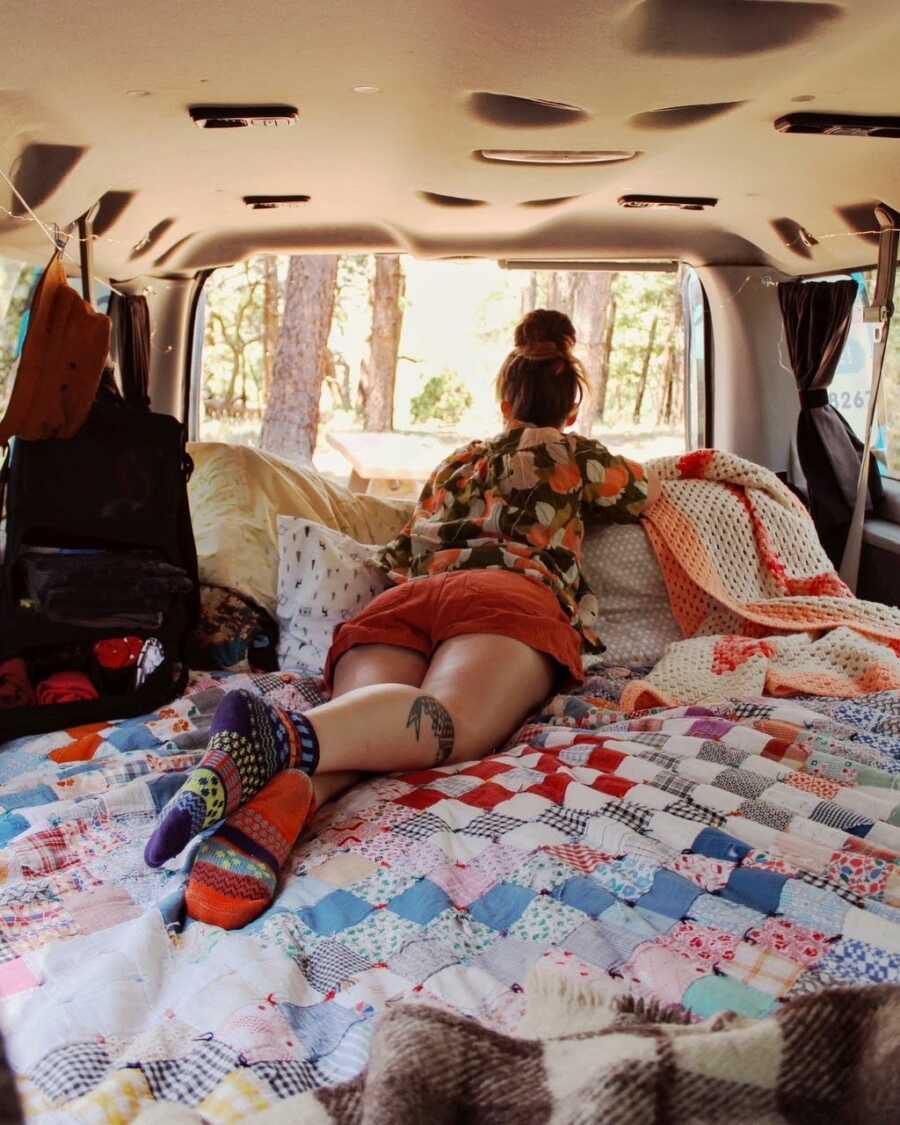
xmin=822 ymin=268 xmax=899 ymax=480
xmin=0 ymin=256 xmax=41 ymax=414
xmin=193 ymin=256 xmax=696 ymax=484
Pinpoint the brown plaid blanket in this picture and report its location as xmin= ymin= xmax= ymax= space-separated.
xmin=137 ymin=974 xmax=900 ymax=1125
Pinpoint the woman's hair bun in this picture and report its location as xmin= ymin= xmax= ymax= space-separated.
xmin=497 ymin=307 xmax=587 ymax=427
xmin=514 ymin=308 xmax=576 ymax=351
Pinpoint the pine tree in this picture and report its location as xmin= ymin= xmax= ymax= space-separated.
xmin=260 ymin=255 xmax=338 ymax=462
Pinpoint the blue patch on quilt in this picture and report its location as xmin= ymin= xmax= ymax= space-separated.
xmin=104 ymin=723 xmax=159 ymax=752
xmin=553 ymin=875 xmax=616 ymax=918
xmin=300 ymin=891 xmax=374 ymax=936
xmin=279 ymin=999 xmax=363 ymax=1060
xmin=0 ymin=812 xmax=29 ymax=847
xmin=636 ymin=869 xmax=701 ymax=919
xmin=0 ymin=784 xmax=57 ymax=811
xmin=468 ymin=883 xmax=535 ymax=931
xmin=722 ymin=866 xmax=788 ymax=915
xmin=148 ymin=772 xmax=189 ymax=812
xmin=819 ymin=938 xmax=900 ymax=984
xmin=387 ymin=879 xmax=453 ymax=926
xmin=692 ymin=827 xmax=752 ymax=864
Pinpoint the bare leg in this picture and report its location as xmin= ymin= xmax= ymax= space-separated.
xmin=307 ymin=634 xmax=556 ymax=774
xmin=312 ymin=643 xmax=428 ymax=806
xmin=146 ymin=638 xmax=554 ymax=867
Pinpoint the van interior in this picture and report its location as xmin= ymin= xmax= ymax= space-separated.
xmin=1 ymin=2 xmax=900 ymax=1120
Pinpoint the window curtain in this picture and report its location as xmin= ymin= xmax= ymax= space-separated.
xmin=109 ymin=294 xmax=151 ymax=409
xmin=777 ymin=278 xmax=884 ymax=567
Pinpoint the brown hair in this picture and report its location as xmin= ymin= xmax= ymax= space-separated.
xmin=496 ymin=308 xmax=588 ymax=428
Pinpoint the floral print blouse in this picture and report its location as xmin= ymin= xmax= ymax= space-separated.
xmin=374 ymin=424 xmax=648 ymax=650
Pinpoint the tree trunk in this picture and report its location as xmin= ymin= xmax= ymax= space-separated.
xmin=361 ymin=255 xmax=404 ymax=431
xmin=522 ymin=271 xmax=538 ymax=315
xmin=547 ymin=271 xmax=561 ymax=310
xmin=596 ymin=292 xmax=617 ymax=423
xmin=260 ymin=254 xmax=338 ymax=463
xmin=262 ymin=255 xmax=280 ymax=406
xmin=657 ymin=318 xmax=676 ymax=425
xmin=573 ymin=271 xmax=614 ymax=428
xmin=556 ymin=272 xmax=578 ymax=319
xmin=632 ymin=313 xmax=659 ymax=425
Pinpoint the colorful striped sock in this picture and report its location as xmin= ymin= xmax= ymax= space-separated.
xmin=144 ymin=688 xmax=320 ymax=868
xmin=185 ymin=769 xmax=315 ymax=929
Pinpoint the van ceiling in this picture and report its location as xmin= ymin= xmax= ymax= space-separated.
xmin=1 ymin=0 xmax=898 ymax=280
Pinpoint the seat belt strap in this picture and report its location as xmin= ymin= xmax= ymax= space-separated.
xmin=839 ymin=203 xmax=899 ymax=591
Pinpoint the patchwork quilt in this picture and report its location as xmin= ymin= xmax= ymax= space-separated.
xmin=1 ymin=668 xmax=900 ymax=1122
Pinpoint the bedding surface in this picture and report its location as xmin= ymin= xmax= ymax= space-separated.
xmin=1 ymin=669 xmax=900 ymax=1121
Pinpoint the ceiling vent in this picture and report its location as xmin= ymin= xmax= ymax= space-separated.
xmin=775 ymin=112 xmax=900 ymax=138
xmin=189 ymin=105 xmax=298 ymax=129
xmin=477 ymin=150 xmax=637 ymax=165
xmin=243 ymin=195 xmax=310 ymax=209
xmin=618 ymin=194 xmax=717 ymax=211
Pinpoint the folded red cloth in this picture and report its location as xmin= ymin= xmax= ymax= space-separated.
xmin=36 ymin=670 xmax=99 ymax=707
xmin=0 ymin=658 xmax=35 ymax=709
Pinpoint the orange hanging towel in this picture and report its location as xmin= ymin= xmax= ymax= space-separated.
xmin=0 ymin=252 xmax=111 ymax=445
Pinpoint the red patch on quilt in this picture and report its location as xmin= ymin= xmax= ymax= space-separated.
xmin=49 ymin=730 xmax=104 ymax=763
xmin=585 ymin=747 xmax=628 ymax=773
xmin=462 ymin=760 xmax=514 ymax=780
xmin=527 ymin=773 xmax=572 ymax=803
xmin=395 ymin=788 xmax=445 ymax=811
xmin=400 ymin=769 xmax=446 ymax=787
xmin=459 ymin=782 xmax=515 ymax=810
xmin=591 ymin=776 xmax=636 ymax=799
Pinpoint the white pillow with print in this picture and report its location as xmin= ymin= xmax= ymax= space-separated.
xmin=276 ymin=516 xmax=389 ymax=672
xmin=581 ymin=523 xmax=682 ymax=668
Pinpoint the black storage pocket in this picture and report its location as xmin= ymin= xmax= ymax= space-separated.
xmin=0 ymin=632 xmax=187 ymax=743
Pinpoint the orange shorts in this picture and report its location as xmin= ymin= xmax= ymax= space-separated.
xmin=324 ymin=569 xmax=584 ymax=687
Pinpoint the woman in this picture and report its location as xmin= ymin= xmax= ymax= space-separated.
xmin=146 ymin=309 xmax=658 ymax=928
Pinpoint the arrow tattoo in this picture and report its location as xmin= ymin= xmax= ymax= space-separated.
xmin=406 ymin=695 xmax=455 ymax=766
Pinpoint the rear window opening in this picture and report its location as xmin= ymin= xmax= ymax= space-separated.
xmin=191 ymin=255 xmax=702 ymax=491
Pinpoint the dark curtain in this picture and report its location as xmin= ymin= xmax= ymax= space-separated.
xmin=778 ymin=278 xmax=884 ymax=567
xmin=110 ymin=294 xmax=151 ymax=409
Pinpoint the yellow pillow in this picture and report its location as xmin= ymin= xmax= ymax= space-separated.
xmin=188 ymin=442 xmax=413 ymax=615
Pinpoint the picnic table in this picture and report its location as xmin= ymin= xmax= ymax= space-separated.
xmin=326 ymin=430 xmax=465 ymax=495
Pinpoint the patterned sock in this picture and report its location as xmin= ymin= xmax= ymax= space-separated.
xmin=185 ymin=769 xmax=315 ymax=929
xmin=144 ymin=689 xmax=320 ymax=868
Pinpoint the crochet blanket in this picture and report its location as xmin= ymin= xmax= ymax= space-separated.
xmin=622 ymin=450 xmax=900 ymax=709
xmin=140 ymin=969 xmax=900 ymax=1125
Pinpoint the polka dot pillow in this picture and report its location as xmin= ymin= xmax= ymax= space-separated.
xmin=581 ymin=523 xmax=682 ymax=669
xmin=276 ymin=516 xmax=389 ymax=673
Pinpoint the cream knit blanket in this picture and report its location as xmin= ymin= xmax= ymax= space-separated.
xmin=620 ymin=449 xmax=900 ymax=710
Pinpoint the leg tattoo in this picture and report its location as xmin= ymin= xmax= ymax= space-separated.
xmin=406 ymin=695 xmax=455 ymax=766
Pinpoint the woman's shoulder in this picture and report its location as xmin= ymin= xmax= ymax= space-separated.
xmin=568 ymin=431 xmax=609 ymax=457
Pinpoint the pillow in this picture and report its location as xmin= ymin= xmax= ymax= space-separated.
xmin=188 ymin=442 xmax=413 ymax=615
xmin=581 ymin=523 xmax=682 ymax=668
xmin=277 ymin=517 xmax=389 ymax=672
